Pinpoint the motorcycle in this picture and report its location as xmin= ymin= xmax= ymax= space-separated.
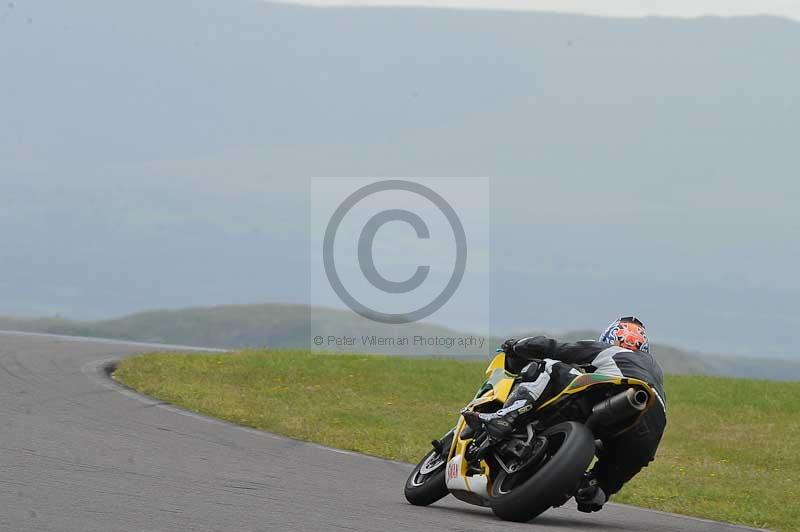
xmin=404 ymin=350 xmax=657 ymax=522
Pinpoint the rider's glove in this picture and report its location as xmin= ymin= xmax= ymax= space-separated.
xmin=500 ymin=338 xmax=517 ymax=355
xmin=575 ymin=473 xmax=607 ymax=513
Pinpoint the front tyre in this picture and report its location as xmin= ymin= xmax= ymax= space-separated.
xmin=489 ymin=421 xmax=595 ymax=522
xmin=404 ymin=449 xmax=449 ymax=506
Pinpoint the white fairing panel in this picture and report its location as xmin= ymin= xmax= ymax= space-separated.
xmin=445 ymin=455 xmax=490 ymax=503
xmin=445 ymin=456 xmax=468 ymax=491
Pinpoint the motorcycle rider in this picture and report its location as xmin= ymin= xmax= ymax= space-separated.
xmin=463 ymin=316 xmax=667 ymax=513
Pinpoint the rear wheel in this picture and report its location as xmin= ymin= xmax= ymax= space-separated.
xmin=489 ymin=421 xmax=595 ymax=522
xmin=404 ymin=448 xmax=449 ymax=506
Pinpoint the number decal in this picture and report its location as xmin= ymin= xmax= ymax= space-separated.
xmin=447 ymin=462 xmax=460 ymax=480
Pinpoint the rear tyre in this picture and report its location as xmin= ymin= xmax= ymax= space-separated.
xmin=404 ymin=449 xmax=449 ymax=506
xmin=489 ymin=421 xmax=595 ymax=522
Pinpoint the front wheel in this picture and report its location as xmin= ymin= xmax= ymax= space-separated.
xmin=404 ymin=448 xmax=449 ymax=506
xmin=489 ymin=421 xmax=595 ymax=522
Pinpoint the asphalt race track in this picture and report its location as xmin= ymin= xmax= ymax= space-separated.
xmin=0 ymin=332 xmax=766 ymax=532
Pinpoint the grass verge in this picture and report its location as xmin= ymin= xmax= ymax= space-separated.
xmin=115 ymin=349 xmax=799 ymax=531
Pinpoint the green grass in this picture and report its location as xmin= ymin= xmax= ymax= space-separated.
xmin=115 ymin=349 xmax=800 ymax=531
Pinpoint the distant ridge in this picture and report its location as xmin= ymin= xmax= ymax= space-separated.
xmin=1 ymin=303 xmax=797 ymax=380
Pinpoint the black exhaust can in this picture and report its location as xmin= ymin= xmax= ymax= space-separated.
xmin=585 ymin=387 xmax=648 ymax=431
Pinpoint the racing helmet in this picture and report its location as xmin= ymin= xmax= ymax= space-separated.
xmin=599 ymin=316 xmax=649 ymax=353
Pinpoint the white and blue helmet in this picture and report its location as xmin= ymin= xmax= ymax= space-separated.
xmin=599 ymin=316 xmax=649 ymax=353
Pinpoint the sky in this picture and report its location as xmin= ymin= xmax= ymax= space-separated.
xmin=2 ymin=0 xmax=799 ymax=358
xmin=276 ymin=0 xmax=800 ymax=20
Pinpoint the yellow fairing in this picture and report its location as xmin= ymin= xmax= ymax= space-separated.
xmin=484 ymin=352 xmax=506 ymax=378
xmin=448 ymin=353 xmax=516 ymax=457
xmin=481 ymin=353 xmax=515 ymax=401
xmin=448 ymin=416 xmax=491 ymax=488
xmin=444 ymin=353 xmax=515 ymax=504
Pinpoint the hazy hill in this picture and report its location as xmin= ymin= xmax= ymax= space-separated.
xmin=0 ymin=304 xmax=474 ymax=353
xmin=3 ymin=304 xmax=798 ymax=380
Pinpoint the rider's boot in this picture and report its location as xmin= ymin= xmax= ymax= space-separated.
xmin=461 ymin=398 xmax=534 ymax=442
xmin=575 ymin=472 xmax=607 ymax=513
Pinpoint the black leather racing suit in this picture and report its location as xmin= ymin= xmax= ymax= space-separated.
xmin=505 ymin=336 xmax=667 ymax=497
